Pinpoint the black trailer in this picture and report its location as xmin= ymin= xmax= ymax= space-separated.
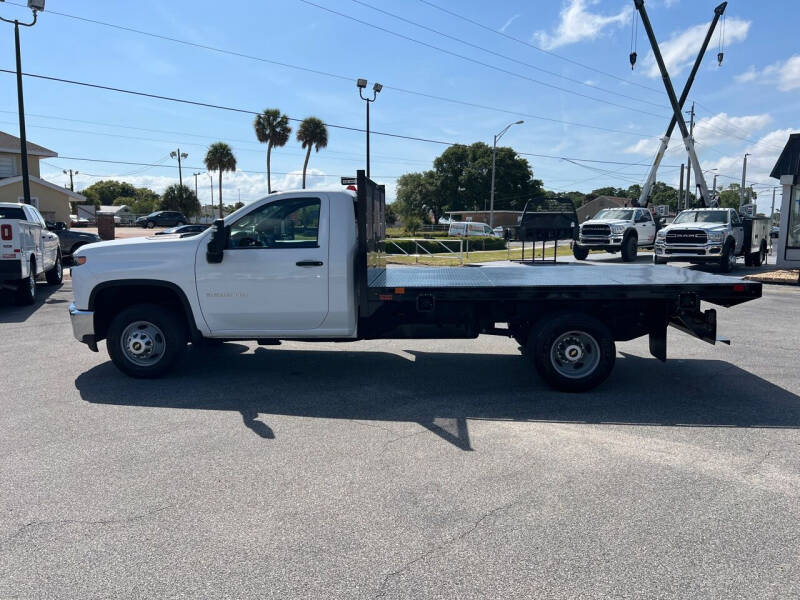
xmin=355 ymin=172 xmax=761 ymax=392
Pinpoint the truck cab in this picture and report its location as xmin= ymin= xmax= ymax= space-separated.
xmin=573 ymin=207 xmax=657 ymax=262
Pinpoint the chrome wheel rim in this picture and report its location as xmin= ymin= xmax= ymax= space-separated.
xmin=550 ymin=330 xmax=601 ymax=379
xmin=56 ymin=257 xmax=62 ymax=280
xmin=121 ymin=320 xmax=166 ymax=367
xmin=28 ymin=270 xmax=35 ymax=296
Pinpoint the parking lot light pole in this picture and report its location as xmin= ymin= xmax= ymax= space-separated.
xmin=357 ymin=79 xmax=382 ymax=178
xmin=170 ymin=149 xmax=188 ymax=188
xmin=1 ymin=1 xmax=44 ymax=206
xmin=490 ymin=120 xmax=523 ymax=228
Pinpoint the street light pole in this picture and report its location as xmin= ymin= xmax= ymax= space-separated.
xmin=740 ymin=153 xmax=750 ymax=208
xmin=170 ymin=148 xmax=188 ymax=188
xmin=489 ymin=120 xmax=524 ymax=228
xmin=193 ymin=172 xmax=201 ymax=199
xmin=1 ymin=2 xmax=42 ymax=206
xmin=207 ymin=172 xmax=214 ymax=212
xmin=356 ymin=79 xmax=382 ymax=178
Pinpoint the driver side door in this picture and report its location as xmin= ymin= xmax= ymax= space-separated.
xmin=635 ymin=209 xmax=656 ymax=245
xmin=195 ymin=195 xmax=329 ymax=335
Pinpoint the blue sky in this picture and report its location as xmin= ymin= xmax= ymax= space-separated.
xmin=1 ymin=0 xmax=797 ymax=212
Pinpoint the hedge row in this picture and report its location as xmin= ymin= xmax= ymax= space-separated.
xmin=387 ymin=236 xmax=506 ymax=254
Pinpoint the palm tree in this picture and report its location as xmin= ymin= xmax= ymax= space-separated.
xmin=296 ymin=117 xmax=328 ymax=189
xmin=253 ymin=108 xmax=291 ymax=194
xmin=204 ymin=142 xmax=237 ymax=218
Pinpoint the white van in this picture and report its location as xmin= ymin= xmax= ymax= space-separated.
xmin=448 ymin=221 xmax=497 ymax=237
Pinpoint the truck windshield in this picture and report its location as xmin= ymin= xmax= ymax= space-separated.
xmin=0 ymin=206 xmax=26 ymax=220
xmin=594 ymin=209 xmax=633 ymax=220
xmin=674 ymin=210 xmax=728 ymax=224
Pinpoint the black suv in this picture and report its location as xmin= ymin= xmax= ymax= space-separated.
xmin=135 ymin=211 xmax=187 ymax=229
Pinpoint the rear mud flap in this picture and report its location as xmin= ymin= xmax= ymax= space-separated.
xmin=649 ymin=308 xmax=722 ymax=362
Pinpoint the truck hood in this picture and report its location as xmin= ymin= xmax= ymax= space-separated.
xmin=662 ymin=222 xmax=727 ymax=232
xmin=74 ymin=233 xmax=205 ymax=255
xmin=581 ymin=218 xmax=630 ymax=227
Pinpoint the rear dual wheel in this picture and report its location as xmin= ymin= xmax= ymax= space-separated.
xmin=527 ymin=313 xmax=616 ymax=392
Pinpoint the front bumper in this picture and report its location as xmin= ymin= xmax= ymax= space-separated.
xmin=654 ymin=241 xmax=722 ymax=260
xmin=578 ymin=235 xmax=623 ymax=247
xmin=69 ymin=302 xmax=98 ymax=351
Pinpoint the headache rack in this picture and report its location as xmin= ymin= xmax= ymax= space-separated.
xmin=517 ymin=197 xmax=578 ymax=264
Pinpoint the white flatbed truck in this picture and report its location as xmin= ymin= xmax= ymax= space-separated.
xmin=69 ymin=172 xmax=761 ymax=392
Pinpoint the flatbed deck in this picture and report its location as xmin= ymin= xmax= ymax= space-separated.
xmin=369 ymin=264 xmax=761 ymax=307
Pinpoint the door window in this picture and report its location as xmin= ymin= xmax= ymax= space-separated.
xmin=228 ymin=197 xmax=321 ymax=249
xmin=731 ymin=211 xmax=741 ymax=226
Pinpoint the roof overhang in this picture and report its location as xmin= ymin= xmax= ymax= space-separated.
xmin=0 ymin=175 xmax=86 ymax=200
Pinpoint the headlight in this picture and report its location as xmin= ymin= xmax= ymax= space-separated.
xmin=656 ymin=230 xmax=666 ymax=239
xmin=611 ymin=224 xmax=626 ymax=234
xmin=707 ymin=231 xmax=724 ymax=242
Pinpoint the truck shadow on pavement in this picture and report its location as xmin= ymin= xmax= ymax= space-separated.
xmin=75 ymin=344 xmax=800 ymax=450
xmin=0 ymin=284 xmax=63 ymax=323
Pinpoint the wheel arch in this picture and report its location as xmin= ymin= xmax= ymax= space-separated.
xmin=89 ymin=280 xmax=201 ymax=343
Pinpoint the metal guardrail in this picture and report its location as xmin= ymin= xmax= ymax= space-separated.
xmin=386 ymin=238 xmax=465 ymax=264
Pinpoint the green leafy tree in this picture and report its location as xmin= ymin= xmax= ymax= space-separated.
xmin=161 ymin=184 xmax=200 ymax=217
xmin=296 ymin=117 xmax=328 ymax=189
xmin=254 ymin=108 xmax=292 ymax=194
xmin=115 ymin=187 xmax=161 ymax=214
xmin=546 ymin=190 xmax=587 ymax=209
xmin=81 ymin=180 xmax=136 ymax=206
xmin=231 ymin=201 xmax=246 ymax=211
xmin=204 ymin=142 xmax=237 ymax=218
xmin=403 ymin=216 xmax=422 ymax=235
xmin=396 ymin=171 xmax=439 ymax=224
xmin=385 ymin=202 xmax=399 ymax=226
xmin=719 ymin=183 xmax=756 ymax=209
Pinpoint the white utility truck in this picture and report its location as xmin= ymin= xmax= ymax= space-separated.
xmin=573 ymin=207 xmax=658 ymax=262
xmin=69 ymin=172 xmax=761 ymax=392
xmin=0 ymin=202 xmax=62 ymax=304
xmin=654 ymin=207 xmax=769 ymax=272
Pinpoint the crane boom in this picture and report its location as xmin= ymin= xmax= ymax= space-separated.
xmin=634 ymin=1 xmax=727 ymax=208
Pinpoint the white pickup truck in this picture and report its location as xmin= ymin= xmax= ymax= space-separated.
xmin=68 ymin=172 xmax=762 ymax=392
xmin=573 ymin=207 xmax=658 ymax=262
xmin=654 ymin=208 xmax=769 ymax=272
xmin=0 ymin=202 xmax=63 ymax=304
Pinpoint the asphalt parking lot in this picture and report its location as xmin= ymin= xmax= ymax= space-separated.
xmin=2 ymin=276 xmax=800 ymax=599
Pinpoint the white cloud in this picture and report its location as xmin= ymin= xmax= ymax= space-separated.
xmin=499 ymin=14 xmax=520 ymax=33
xmin=533 ymin=0 xmax=630 ymax=50
xmin=736 ymin=55 xmax=800 ymax=91
xmin=693 ymin=112 xmax=772 ymax=146
xmin=643 ymin=17 xmax=750 ymax=78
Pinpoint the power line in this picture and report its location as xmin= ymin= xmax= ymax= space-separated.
xmin=297 ymin=0 xmax=666 ymax=119
xmin=348 ymin=0 xmax=665 ymax=110
xmin=0 ymin=68 xmax=661 ymax=143
xmin=416 ymin=0 xmax=664 ymax=95
xmin=0 ymin=2 xmax=660 ymax=140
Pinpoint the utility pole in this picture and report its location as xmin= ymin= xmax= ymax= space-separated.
xmin=193 ymin=172 xmax=201 ymax=198
xmin=739 ymin=152 xmax=750 ymax=208
xmin=679 ymin=163 xmax=684 ymax=211
xmin=170 ymin=148 xmax=188 ymax=188
xmin=684 ymin=102 xmax=695 ymax=209
xmin=62 ymin=168 xmax=78 ymax=191
xmin=1 ymin=2 xmax=44 ymax=206
xmin=207 ymin=172 xmax=214 ymax=212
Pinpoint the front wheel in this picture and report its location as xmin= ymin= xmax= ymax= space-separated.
xmin=45 ymin=252 xmax=63 ymax=285
xmin=107 ymin=304 xmax=187 ymax=378
xmin=528 ymin=313 xmax=616 ymax=392
xmin=572 ymin=245 xmax=589 ymax=260
xmin=752 ymin=241 xmax=767 ymax=267
xmin=621 ymin=235 xmax=638 ymax=262
xmin=653 ymin=254 xmax=667 ymax=265
xmin=719 ymin=240 xmax=735 ymax=273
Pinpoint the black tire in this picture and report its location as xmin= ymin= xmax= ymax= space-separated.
xmin=146 ymin=221 xmax=155 ymax=229
xmin=653 ymin=254 xmax=667 ymax=265
xmin=572 ymin=245 xmax=589 ymax=260
xmin=744 ymin=252 xmax=753 ymax=267
xmin=621 ymin=234 xmax=638 ymax=262
xmin=107 ymin=303 xmax=187 ymax=378
xmin=15 ymin=258 xmax=36 ymax=306
xmin=528 ymin=313 xmax=616 ymax=393
xmin=752 ymin=241 xmax=767 ymax=267
xmin=45 ymin=252 xmax=63 ymax=285
xmin=719 ymin=240 xmax=735 ymax=273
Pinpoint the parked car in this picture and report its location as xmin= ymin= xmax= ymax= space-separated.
xmin=573 ymin=207 xmax=657 ymax=262
xmin=154 ymin=224 xmax=208 ymax=236
xmin=654 ymin=208 xmax=769 ymax=272
xmin=447 ymin=221 xmax=499 ymax=237
xmin=70 ymin=214 xmax=89 ymax=228
xmin=46 ymin=221 xmax=101 ymax=265
xmin=135 ymin=211 xmax=187 ymax=229
xmin=771 ymin=226 xmax=780 ymax=239
xmin=0 ymin=202 xmax=62 ymax=304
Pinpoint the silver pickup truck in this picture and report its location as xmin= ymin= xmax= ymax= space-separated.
xmin=654 ymin=208 xmax=769 ymax=272
xmin=573 ymin=207 xmax=657 ymax=262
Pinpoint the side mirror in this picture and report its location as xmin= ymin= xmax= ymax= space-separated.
xmin=206 ymin=219 xmax=228 ymax=264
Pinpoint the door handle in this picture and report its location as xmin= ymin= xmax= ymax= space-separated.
xmin=296 ymin=260 xmax=324 ymax=267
